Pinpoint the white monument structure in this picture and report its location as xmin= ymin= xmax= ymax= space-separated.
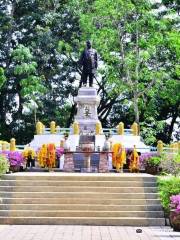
xmin=74 ymin=87 xmax=100 ymax=132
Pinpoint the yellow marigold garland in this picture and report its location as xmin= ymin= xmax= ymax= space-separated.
xmin=37 ymin=144 xmax=56 ymax=168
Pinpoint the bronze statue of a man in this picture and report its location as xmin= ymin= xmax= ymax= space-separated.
xmin=79 ymin=40 xmax=98 ymax=87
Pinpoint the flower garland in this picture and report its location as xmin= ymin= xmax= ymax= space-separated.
xmin=37 ymin=144 xmax=47 ymax=167
xmin=47 ymin=143 xmax=56 ymax=168
xmin=23 ymin=147 xmax=36 ymax=159
xmin=37 ymin=144 xmax=56 ymax=168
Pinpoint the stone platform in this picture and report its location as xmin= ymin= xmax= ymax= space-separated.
xmin=0 ymin=172 xmax=165 ymax=226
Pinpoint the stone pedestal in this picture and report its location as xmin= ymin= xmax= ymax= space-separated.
xmin=99 ymin=152 xmax=109 ymax=173
xmin=74 ymin=87 xmax=100 ymax=132
xmin=63 ymin=152 xmax=74 ymax=172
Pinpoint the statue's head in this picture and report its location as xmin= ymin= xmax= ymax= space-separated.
xmin=86 ymin=40 xmax=92 ymax=49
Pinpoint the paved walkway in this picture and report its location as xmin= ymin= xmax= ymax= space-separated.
xmin=0 ymin=225 xmax=179 ymax=240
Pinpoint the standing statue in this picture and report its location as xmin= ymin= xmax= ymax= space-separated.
xmin=79 ymin=40 xmax=98 ymax=87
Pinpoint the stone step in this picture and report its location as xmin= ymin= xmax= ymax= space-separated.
xmin=0 ymin=186 xmax=158 ymax=193
xmin=0 ymin=192 xmax=159 ymax=199
xmin=0 ymin=216 xmax=165 ymax=226
xmin=1 ymin=175 xmax=157 ymax=182
xmin=0 ymin=204 xmax=163 ymax=211
xmin=0 ymin=210 xmax=165 ymax=218
xmin=0 ymin=173 xmax=164 ymax=226
xmin=0 ymin=197 xmax=161 ymax=205
xmin=0 ymin=180 xmax=157 ymax=187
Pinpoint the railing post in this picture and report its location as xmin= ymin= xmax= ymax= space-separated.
xmin=117 ymin=122 xmax=124 ymax=135
xmin=10 ymin=138 xmax=16 ymax=151
xmin=36 ymin=121 xmax=43 ymax=135
xmin=171 ymin=142 xmax=178 ymax=153
xmin=2 ymin=143 xmax=6 ymax=151
xmin=157 ymin=140 xmax=163 ymax=154
xmin=131 ymin=122 xmax=139 ymax=136
xmin=50 ymin=121 xmax=56 ymax=134
xmin=73 ymin=121 xmax=79 ymax=135
xmin=56 ymin=125 xmax=60 ymax=133
xmin=96 ymin=121 xmax=102 ymax=135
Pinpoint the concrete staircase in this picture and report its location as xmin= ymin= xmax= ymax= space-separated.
xmin=0 ymin=173 xmax=165 ymax=225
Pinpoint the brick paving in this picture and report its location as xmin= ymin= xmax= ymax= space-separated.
xmin=0 ymin=225 xmax=179 ymax=240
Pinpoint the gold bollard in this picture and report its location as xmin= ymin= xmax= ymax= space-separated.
xmin=73 ymin=121 xmax=79 ymax=135
xmin=172 ymin=142 xmax=178 ymax=153
xmin=10 ymin=138 xmax=16 ymax=151
xmin=117 ymin=122 xmax=124 ymax=135
xmin=2 ymin=143 xmax=6 ymax=151
xmin=95 ymin=121 xmax=102 ymax=135
xmin=131 ymin=122 xmax=139 ymax=136
xmin=36 ymin=121 xmax=43 ymax=135
xmin=56 ymin=125 xmax=60 ymax=133
xmin=50 ymin=121 xmax=56 ymax=134
xmin=157 ymin=140 xmax=163 ymax=154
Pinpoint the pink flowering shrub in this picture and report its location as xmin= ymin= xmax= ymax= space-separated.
xmin=170 ymin=195 xmax=180 ymax=213
xmin=0 ymin=150 xmax=24 ymax=166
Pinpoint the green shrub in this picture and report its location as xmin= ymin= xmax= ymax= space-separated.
xmin=160 ymin=153 xmax=180 ymax=176
xmin=158 ymin=176 xmax=180 ymax=213
xmin=146 ymin=156 xmax=161 ymax=167
xmin=0 ymin=154 xmax=9 ymax=176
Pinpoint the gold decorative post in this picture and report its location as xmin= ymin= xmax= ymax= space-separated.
xmin=73 ymin=121 xmax=79 ymax=135
xmin=2 ymin=143 xmax=6 ymax=151
xmin=36 ymin=121 xmax=43 ymax=135
xmin=131 ymin=122 xmax=139 ymax=136
xmin=171 ymin=142 xmax=178 ymax=153
xmin=56 ymin=125 xmax=60 ymax=133
xmin=50 ymin=121 xmax=56 ymax=134
xmin=157 ymin=140 xmax=163 ymax=154
xmin=95 ymin=121 xmax=102 ymax=135
xmin=117 ymin=122 xmax=124 ymax=135
xmin=10 ymin=138 xmax=16 ymax=151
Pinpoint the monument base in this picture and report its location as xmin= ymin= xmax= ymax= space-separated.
xmin=74 ymin=87 xmax=100 ymax=132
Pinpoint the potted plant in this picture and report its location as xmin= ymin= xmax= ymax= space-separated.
xmin=145 ymin=156 xmax=161 ymax=174
xmin=169 ymin=195 xmax=180 ymax=231
xmin=7 ymin=151 xmax=24 ymax=172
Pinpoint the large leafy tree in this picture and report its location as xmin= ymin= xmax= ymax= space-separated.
xmin=80 ymin=0 xmax=173 ymax=124
xmin=0 ymin=0 xmax=82 ymax=142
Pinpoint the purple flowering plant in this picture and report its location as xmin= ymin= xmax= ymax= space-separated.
xmin=170 ymin=195 xmax=180 ymax=213
xmin=56 ymin=147 xmax=64 ymax=158
xmin=0 ymin=150 xmax=24 ymax=166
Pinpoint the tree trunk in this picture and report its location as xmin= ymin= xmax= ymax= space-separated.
xmin=167 ymin=112 xmax=178 ymax=142
xmin=133 ymin=93 xmax=139 ymax=124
